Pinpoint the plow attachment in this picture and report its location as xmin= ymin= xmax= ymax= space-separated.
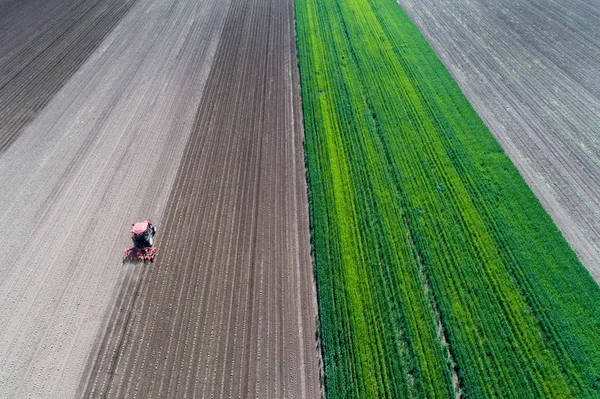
xmin=123 ymin=246 xmax=157 ymax=262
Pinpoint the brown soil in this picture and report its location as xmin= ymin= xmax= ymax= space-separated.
xmin=80 ymin=0 xmax=320 ymax=395
xmin=0 ymin=0 xmax=319 ymax=396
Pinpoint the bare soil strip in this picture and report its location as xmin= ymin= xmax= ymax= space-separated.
xmin=80 ymin=0 xmax=320 ymax=395
xmin=398 ymin=0 xmax=600 ymax=280
xmin=0 ymin=0 xmax=232 ymax=396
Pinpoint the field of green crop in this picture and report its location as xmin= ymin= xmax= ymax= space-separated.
xmin=294 ymin=0 xmax=600 ymax=396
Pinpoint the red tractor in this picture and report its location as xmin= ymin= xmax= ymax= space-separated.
xmin=123 ymin=219 xmax=157 ymax=262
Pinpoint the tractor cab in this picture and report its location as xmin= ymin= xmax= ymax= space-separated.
xmin=131 ymin=220 xmax=156 ymax=248
xmin=123 ymin=219 xmax=157 ymax=262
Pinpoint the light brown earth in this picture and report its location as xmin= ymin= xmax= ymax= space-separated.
xmin=398 ymin=0 xmax=600 ymax=281
xmin=0 ymin=0 xmax=319 ymax=396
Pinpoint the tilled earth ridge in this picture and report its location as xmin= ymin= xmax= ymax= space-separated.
xmin=80 ymin=0 xmax=320 ymax=394
xmin=0 ymin=0 xmax=233 ymax=396
xmin=398 ymin=0 xmax=600 ymax=280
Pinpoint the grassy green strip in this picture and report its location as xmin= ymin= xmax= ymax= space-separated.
xmin=294 ymin=0 xmax=600 ymax=396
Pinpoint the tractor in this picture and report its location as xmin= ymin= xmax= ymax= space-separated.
xmin=123 ymin=219 xmax=157 ymax=262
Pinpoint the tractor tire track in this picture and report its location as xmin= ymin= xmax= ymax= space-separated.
xmin=81 ymin=0 xmax=321 ymax=395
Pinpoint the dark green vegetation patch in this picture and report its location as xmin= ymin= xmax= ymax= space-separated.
xmin=294 ymin=0 xmax=600 ymax=396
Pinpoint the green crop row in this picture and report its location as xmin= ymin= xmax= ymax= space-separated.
xmin=294 ymin=0 xmax=600 ymax=396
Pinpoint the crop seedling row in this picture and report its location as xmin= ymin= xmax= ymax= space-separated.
xmin=294 ymin=0 xmax=600 ymax=396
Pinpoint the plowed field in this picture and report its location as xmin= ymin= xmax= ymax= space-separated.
xmin=0 ymin=0 xmax=319 ymax=396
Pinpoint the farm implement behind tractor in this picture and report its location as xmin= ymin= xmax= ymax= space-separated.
xmin=123 ymin=219 xmax=157 ymax=262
